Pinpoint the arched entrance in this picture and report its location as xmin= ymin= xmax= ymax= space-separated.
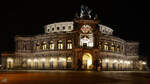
xmin=82 ymin=53 xmax=92 ymax=69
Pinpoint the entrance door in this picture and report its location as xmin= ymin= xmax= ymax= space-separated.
xmin=82 ymin=53 xmax=92 ymax=69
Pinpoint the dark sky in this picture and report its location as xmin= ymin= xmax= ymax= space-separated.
xmin=1 ymin=0 xmax=150 ymax=65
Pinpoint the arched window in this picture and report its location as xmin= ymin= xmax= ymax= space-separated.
xmin=67 ymin=57 xmax=72 ymax=62
xmin=36 ymin=43 xmax=40 ymax=50
xmin=67 ymin=40 xmax=72 ymax=49
xmin=117 ymin=45 xmax=120 ymax=53
xmin=104 ymin=42 xmax=109 ymax=51
xmin=49 ymin=41 xmax=54 ymax=50
xmin=58 ymin=40 xmax=63 ymax=49
xmin=42 ymin=42 xmax=47 ymax=50
xmin=111 ymin=43 xmax=115 ymax=52
xmin=99 ymin=42 xmax=102 ymax=49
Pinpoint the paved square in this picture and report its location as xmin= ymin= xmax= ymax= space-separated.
xmin=0 ymin=71 xmax=150 ymax=84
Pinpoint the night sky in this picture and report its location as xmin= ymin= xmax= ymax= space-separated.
xmin=1 ymin=0 xmax=150 ymax=66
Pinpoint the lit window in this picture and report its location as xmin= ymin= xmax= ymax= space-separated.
xmin=58 ymin=40 xmax=63 ymax=49
xmin=42 ymin=42 xmax=47 ymax=50
xmin=104 ymin=42 xmax=109 ymax=51
xmin=99 ymin=42 xmax=102 ymax=49
xmin=67 ymin=57 xmax=72 ymax=62
xmin=117 ymin=45 xmax=120 ymax=52
xmin=111 ymin=43 xmax=115 ymax=52
xmin=36 ymin=43 xmax=40 ymax=50
xmin=67 ymin=40 xmax=72 ymax=49
xmin=49 ymin=41 xmax=54 ymax=50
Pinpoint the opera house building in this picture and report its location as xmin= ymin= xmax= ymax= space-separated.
xmin=1 ymin=5 xmax=147 ymax=71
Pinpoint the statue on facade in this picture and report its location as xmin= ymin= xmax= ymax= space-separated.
xmin=80 ymin=5 xmax=92 ymax=19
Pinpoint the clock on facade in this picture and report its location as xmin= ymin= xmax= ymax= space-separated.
xmin=81 ymin=25 xmax=92 ymax=34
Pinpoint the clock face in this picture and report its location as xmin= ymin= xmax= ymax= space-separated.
xmin=81 ymin=25 xmax=92 ymax=34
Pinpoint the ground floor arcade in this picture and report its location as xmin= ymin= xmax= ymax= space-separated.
xmin=1 ymin=52 xmax=147 ymax=71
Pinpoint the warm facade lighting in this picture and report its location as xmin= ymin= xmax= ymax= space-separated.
xmin=59 ymin=57 xmax=66 ymax=62
xmin=27 ymin=59 xmax=32 ymax=62
xmin=7 ymin=58 xmax=13 ymax=62
xmin=41 ymin=58 xmax=46 ymax=62
xmin=104 ymin=42 xmax=109 ymax=51
xmin=125 ymin=61 xmax=130 ymax=64
xmin=42 ymin=42 xmax=47 ymax=50
xmin=105 ymin=59 xmax=109 ymax=63
xmin=113 ymin=60 xmax=118 ymax=63
xmin=119 ymin=60 xmax=123 ymax=64
xmin=87 ymin=60 xmax=92 ymax=65
xmin=58 ymin=40 xmax=63 ymax=49
xmin=142 ymin=62 xmax=146 ymax=65
xmin=67 ymin=57 xmax=72 ymax=62
xmin=34 ymin=59 xmax=38 ymax=62
xmin=49 ymin=41 xmax=54 ymax=49
xmin=127 ymin=61 xmax=130 ymax=64
xmin=50 ymin=58 xmax=56 ymax=62
xmin=111 ymin=43 xmax=115 ymax=52
xmin=1 ymin=5 xmax=144 ymax=71
xmin=124 ymin=61 xmax=128 ymax=64
xmin=67 ymin=40 xmax=72 ymax=49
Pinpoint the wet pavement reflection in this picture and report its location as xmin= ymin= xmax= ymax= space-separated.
xmin=0 ymin=71 xmax=150 ymax=84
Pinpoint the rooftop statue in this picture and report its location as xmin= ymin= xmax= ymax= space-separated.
xmin=80 ymin=5 xmax=92 ymax=19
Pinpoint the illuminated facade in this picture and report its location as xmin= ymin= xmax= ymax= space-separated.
xmin=1 ymin=5 xmax=147 ymax=71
